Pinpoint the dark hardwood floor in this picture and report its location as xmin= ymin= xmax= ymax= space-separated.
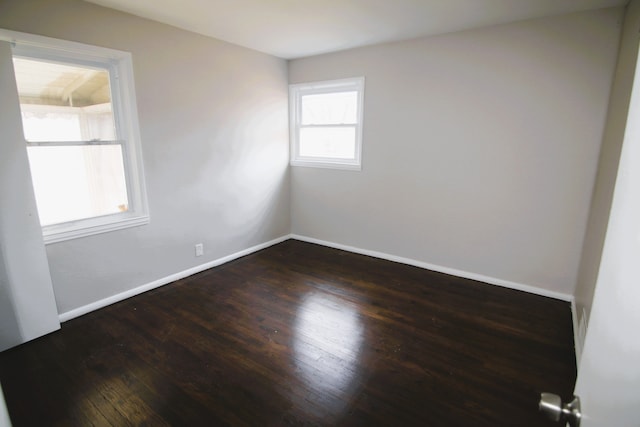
xmin=0 ymin=240 xmax=576 ymax=426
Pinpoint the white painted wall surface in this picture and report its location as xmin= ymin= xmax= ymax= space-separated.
xmin=0 ymin=41 xmax=60 ymax=351
xmin=288 ymin=8 xmax=622 ymax=296
xmin=574 ymin=0 xmax=639 ymax=360
xmin=0 ymin=0 xmax=290 ymax=315
xmin=574 ymin=7 xmax=640 ymax=418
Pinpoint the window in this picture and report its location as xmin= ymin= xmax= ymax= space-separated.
xmin=1 ymin=29 xmax=148 ymax=243
xmin=289 ymin=77 xmax=365 ymax=170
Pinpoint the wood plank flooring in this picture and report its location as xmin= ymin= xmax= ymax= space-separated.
xmin=0 ymin=240 xmax=576 ymax=426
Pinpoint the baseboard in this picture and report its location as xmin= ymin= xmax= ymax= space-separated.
xmin=290 ymin=234 xmax=573 ymax=302
xmin=60 ymin=233 xmax=574 ymax=322
xmin=58 ymin=234 xmax=292 ymax=322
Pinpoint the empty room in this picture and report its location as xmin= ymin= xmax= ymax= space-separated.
xmin=1 ymin=0 xmax=639 ymax=426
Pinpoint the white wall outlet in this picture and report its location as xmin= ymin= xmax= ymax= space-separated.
xmin=195 ymin=243 xmax=204 ymax=257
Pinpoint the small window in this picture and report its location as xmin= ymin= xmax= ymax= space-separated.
xmin=2 ymin=29 xmax=149 ymax=243
xmin=290 ymin=77 xmax=365 ymax=170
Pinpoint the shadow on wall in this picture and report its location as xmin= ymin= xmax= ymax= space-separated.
xmin=217 ymin=95 xmax=290 ymax=245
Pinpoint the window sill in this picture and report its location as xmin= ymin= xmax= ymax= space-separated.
xmin=290 ymin=159 xmax=361 ymax=171
xmin=43 ymin=214 xmax=149 ymax=244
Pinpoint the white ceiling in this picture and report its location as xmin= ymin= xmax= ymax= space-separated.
xmin=84 ymin=0 xmax=628 ymax=59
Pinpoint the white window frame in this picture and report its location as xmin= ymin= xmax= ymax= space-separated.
xmin=289 ymin=77 xmax=365 ymax=171
xmin=0 ymin=29 xmax=149 ymax=244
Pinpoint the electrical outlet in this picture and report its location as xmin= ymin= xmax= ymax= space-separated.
xmin=195 ymin=243 xmax=204 ymax=257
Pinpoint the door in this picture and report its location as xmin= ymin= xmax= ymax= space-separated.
xmin=0 ymin=40 xmax=60 ymax=351
xmin=571 ymin=63 xmax=640 ymax=424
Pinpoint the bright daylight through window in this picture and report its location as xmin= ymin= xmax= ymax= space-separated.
xmin=290 ymin=77 xmax=364 ymax=170
xmin=3 ymin=30 xmax=148 ymax=243
xmin=16 ymin=58 xmax=127 ymax=226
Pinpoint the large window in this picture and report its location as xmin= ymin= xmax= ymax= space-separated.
xmin=1 ymin=29 xmax=148 ymax=243
xmin=289 ymin=77 xmax=365 ymax=170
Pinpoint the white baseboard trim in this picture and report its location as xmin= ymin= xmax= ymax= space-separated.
xmin=290 ymin=234 xmax=573 ymax=302
xmin=58 ymin=235 xmax=291 ymax=322
xmin=60 ymin=233 xmax=574 ymax=322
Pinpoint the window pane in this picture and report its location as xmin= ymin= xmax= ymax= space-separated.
xmin=301 ymin=91 xmax=357 ymax=125
xmin=13 ymin=57 xmax=116 ymax=142
xmin=300 ymin=127 xmax=356 ymax=159
xmin=27 ymin=145 xmax=129 ymax=226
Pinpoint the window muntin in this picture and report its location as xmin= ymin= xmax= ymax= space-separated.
xmin=290 ymin=77 xmax=364 ymax=170
xmin=2 ymin=29 xmax=149 ymax=244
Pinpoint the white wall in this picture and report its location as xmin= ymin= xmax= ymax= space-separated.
xmin=0 ymin=0 xmax=625 ymax=320
xmin=574 ymin=5 xmax=640 ymax=421
xmin=574 ymin=0 xmax=640 ymax=358
xmin=0 ymin=0 xmax=290 ymax=316
xmin=289 ymin=8 xmax=623 ymax=296
xmin=0 ymin=41 xmax=60 ymax=351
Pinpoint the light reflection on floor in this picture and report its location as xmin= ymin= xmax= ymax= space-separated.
xmin=292 ymin=292 xmax=364 ymax=409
